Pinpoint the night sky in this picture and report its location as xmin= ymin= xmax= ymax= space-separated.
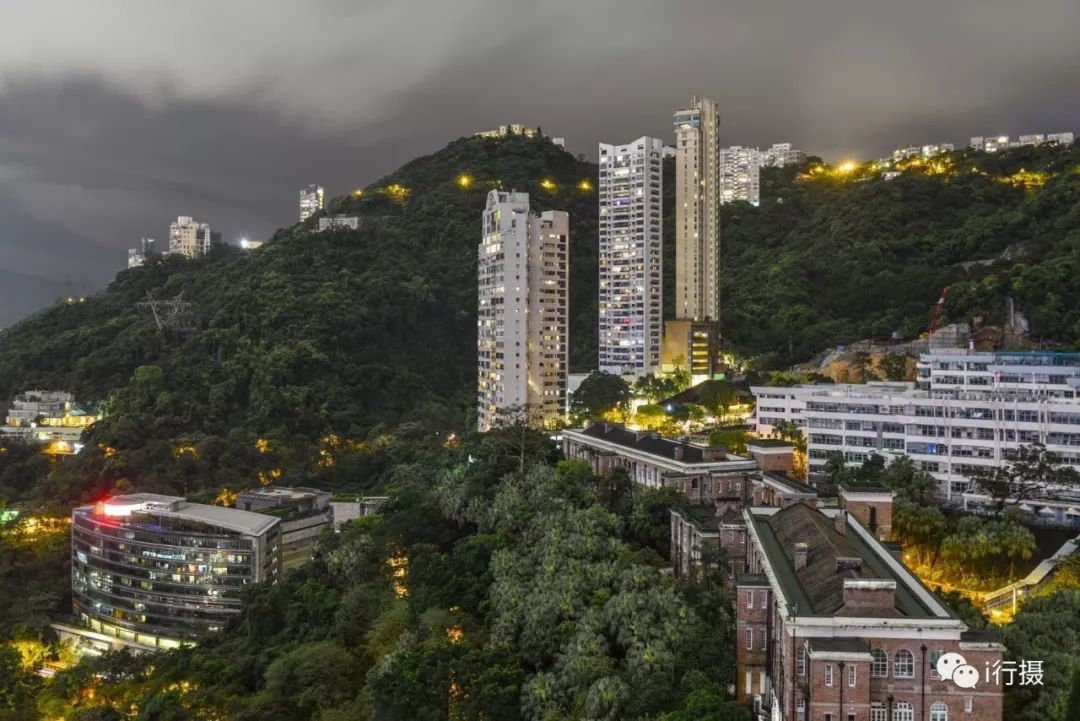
xmin=1 ymin=0 xmax=1078 ymax=327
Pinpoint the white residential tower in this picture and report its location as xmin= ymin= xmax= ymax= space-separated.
xmin=477 ymin=190 xmax=569 ymax=431
xmin=598 ymin=136 xmax=664 ymax=376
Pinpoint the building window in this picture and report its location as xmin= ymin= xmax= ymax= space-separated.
xmin=796 ymin=645 xmax=806 ymax=676
xmin=929 ymin=650 xmax=944 ymax=679
xmin=870 ymin=704 xmax=886 ymax=721
xmin=963 ymin=697 xmax=972 ymax=714
xmin=894 ymin=649 xmax=915 ymax=678
xmin=760 ymin=590 xmax=767 ymax=609
xmin=796 ymin=697 xmax=805 ymax=711
xmin=848 ymin=664 xmax=857 ymax=687
xmin=746 ymin=628 xmax=753 ymax=650
xmin=893 ymin=701 xmax=914 ymax=721
xmin=871 ymin=649 xmax=888 ymax=677
xmin=849 ymin=715 xmax=856 ymax=721
xmin=746 ymin=590 xmax=754 ymax=608
xmin=825 ymin=664 xmax=833 ymax=687
xmin=825 ymin=715 xmax=833 ymax=721
xmin=930 ymin=702 xmax=948 ymax=721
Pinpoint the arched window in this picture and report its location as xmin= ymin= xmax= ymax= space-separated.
xmin=894 ymin=649 xmax=915 ymax=678
xmin=930 ymin=702 xmax=948 ymax=721
xmin=893 ymin=701 xmax=915 ymax=721
xmin=871 ymin=648 xmax=888 ymax=677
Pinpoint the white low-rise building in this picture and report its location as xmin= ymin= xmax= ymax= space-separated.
xmin=752 ymin=350 xmax=1080 ymax=501
xmin=317 ymin=215 xmax=360 ymax=232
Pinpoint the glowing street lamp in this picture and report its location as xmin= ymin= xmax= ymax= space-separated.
xmin=457 ymin=173 xmax=472 ymax=188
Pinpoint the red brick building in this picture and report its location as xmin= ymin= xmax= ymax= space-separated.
xmin=737 ymin=504 xmax=1004 ymax=721
xmin=670 ymin=472 xmax=819 ymax=578
xmin=563 ymin=423 xmax=758 ymax=504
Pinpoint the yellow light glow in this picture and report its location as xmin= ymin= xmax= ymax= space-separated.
xmin=457 ymin=173 xmax=472 ymax=188
xmin=539 ymin=179 xmax=557 ymax=191
xmin=837 ymin=161 xmax=857 ymax=174
xmin=578 ymin=179 xmax=593 ymax=191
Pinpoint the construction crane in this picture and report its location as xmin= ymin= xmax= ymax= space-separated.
xmin=926 ymin=285 xmax=950 ymax=336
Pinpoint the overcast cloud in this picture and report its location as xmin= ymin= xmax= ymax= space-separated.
xmin=1 ymin=0 xmax=1078 ymax=326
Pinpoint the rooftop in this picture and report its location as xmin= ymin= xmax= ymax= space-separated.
xmin=807 ymin=638 xmax=872 ymax=656
xmin=85 ymin=493 xmax=279 ymax=536
xmin=671 ymin=504 xmax=720 ymax=533
xmin=573 ymin=423 xmax=749 ymax=465
xmin=746 ymin=439 xmax=796 ymax=449
xmin=841 ymin=481 xmax=894 ymax=495
xmin=762 ymin=471 xmax=819 ymax=497
xmin=748 ymin=504 xmax=950 ymax=619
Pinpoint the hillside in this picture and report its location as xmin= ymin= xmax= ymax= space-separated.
xmin=2 ymin=137 xmax=1080 ymax=506
xmin=0 ymin=136 xmax=599 ymax=499
xmin=720 ymin=143 xmax=1080 ymax=365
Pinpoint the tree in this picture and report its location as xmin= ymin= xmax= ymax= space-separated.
xmin=570 ymin=371 xmax=633 ymax=423
xmin=881 ymin=457 xmax=937 ymax=505
xmin=821 ymin=451 xmax=852 ymax=493
xmin=880 ymin=353 xmax=909 ymax=381
xmin=1004 ymin=590 xmax=1080 ymax=721
xmin=967 ymin=443 xmax=1080 ymax=513
xmin=850 ymin=351 xmax=874 ymax=382
xmin=697 ymin=381 xmax=736 ymax=421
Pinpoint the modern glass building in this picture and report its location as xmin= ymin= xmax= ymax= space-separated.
xmin=70 ymin=493 xmax=281 ymax=649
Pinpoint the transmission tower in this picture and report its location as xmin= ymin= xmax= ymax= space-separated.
xmin=137 ymin=291 xmax=195 ymax=332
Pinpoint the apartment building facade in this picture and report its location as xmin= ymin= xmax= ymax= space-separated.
xmin=299 ymin=184 xmax=324 ymax=222
xmin=672 ymin=95 xmax=721 ymax=324
xmin=597 ymin=136 xmax=664 ymax=376
xmin=168 ymin=215 xmax=217 ymax=258
xmin=70 ymin=494 xmax=281 ymax=650
xmin=752 ymin=350 xmax=1080 ymax=502
xmin=477 ymin=190 xmax=569 ymax=431
xmin=719 ymin=145 xmax=762 ymax=206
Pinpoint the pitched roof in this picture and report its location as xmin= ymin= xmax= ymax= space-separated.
xmin=749 ymin=505 xmax=949 ymax=619
xmin=578 ymin=423 xmax=715 ymax=463
xmin=764 ymin=504 xmax=879 ymax=615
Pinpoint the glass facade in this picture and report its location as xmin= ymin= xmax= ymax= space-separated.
xmin=71 ymin=502 xmax=280 ymax=645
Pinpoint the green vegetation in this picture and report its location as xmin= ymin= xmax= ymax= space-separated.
xmin=9 ymin=430 xmax=743 ymax=720
xmin=723 ymin=143 xmax=1080 ymax=366
xmin=1 ymin=133 xmax=1080 ymax=720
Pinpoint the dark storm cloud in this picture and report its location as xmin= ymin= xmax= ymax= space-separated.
xmin=1 ymin=0 xmax=1078 ymax=326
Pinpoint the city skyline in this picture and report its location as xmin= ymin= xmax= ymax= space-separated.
xmin=2 ymin=1 xmax=1079 ymax=327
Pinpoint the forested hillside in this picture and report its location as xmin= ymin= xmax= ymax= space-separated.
xmin=721 ymin=142 xmax=1080 ymax=365
xmin=1 ymin=136 xmax=1079 ymax=508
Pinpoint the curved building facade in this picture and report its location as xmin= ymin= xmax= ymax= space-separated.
xmin=71 ymin=493 xmax=280 ymax=649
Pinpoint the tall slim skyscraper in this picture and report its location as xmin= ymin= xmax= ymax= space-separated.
xmin=168 ymin=216 xmax=215 ymax=258
xmin=719 ymin=146 xmax=761 ymax=207
xmin=672 ymin=96 xmax=721 ymax=323
xmin=477 ymin=190 xmax=569 ymax=431
xmin=598 ymin=136 xmax=664 ymax=376
xmin=299 ymin=184 xmax=324 ymax=222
